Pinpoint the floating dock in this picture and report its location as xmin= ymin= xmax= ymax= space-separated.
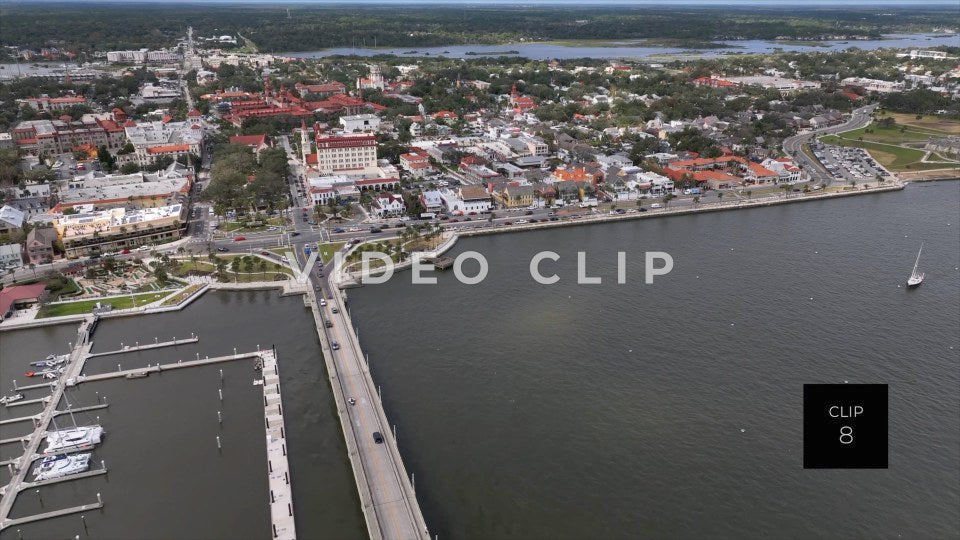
xmin=86 ymin=336 xmax=200 ymax=358
xmin=260 ymin=348 xmax=295 ymax=540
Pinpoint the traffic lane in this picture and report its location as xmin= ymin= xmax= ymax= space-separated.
xmin=325 ymin=300 xmax=410 ymax=529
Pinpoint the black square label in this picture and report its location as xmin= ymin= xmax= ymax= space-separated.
xmin=803 ymin=384 xmax=888 ymax=469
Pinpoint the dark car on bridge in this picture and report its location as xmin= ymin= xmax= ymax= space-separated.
xmin=372 ymin=432 xmax=384 ymax=444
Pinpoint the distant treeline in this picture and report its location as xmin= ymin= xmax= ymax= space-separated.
xmin=1 ymin=3 xmax=958 ymax=54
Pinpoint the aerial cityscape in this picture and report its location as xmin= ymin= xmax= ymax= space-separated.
xmin=0 ymin=1 xmax=957 ymax=538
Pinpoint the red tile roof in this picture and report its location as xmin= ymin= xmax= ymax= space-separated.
xmin=147 ymin=144 xmax=191 ymax=154
xmin=0 ymin=283 xmax=46 ymax=318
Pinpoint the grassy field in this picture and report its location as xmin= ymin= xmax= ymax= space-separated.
xmin=318 ymin=242 xmax=345 ymax=263
xmin=836 ymin=126 xmax=933 ymax=144
xmin=38 ymin=292 xmax=169 ymax=318
xmin=824 ymin=114 xmax=960 ymax=172
xmin=885 ymin=113 xmax=959 ymax=135
xmin=172 ymin=259 xmax=291 ymax=282
xmin=160 ymin=284 xmax=204 ymax=306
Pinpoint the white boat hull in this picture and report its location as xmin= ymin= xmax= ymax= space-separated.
xmin=33 ymin=453 xmax=92 ymax=481
xmin=44 ymin=426 xmax=104 ymax=455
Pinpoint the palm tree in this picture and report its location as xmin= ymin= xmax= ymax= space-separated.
xmin=215 ymin=258 xmax=227 ymax=280
xmin=230 ymin=258 xmax=241 ymax=282
xmin=662 ymin=193 xmax=675 ymax=208
xmin=258 ymin=259 xmax=267 ymax=279
xmin=717 ymin=192 xmax=724 ymax=202
xmin=692 ymin=196 xmax=700 ymax=206
xmin=745 ymin=190 xmax=753 ymax=199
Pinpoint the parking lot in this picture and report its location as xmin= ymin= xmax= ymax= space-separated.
xmin=811 ymin=142 xmax=889 ymax=183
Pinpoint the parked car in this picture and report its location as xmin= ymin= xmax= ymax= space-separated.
xmin=217 ymin=247 xmax=229 ymax=252
xmin=333 ymin=228 xmax=345 ymax=233
xmin=121 ymin=249 xmax=131 ymax=254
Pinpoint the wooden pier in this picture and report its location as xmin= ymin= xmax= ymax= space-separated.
xmin=86 ymin=336 xmax=200 ymax=358
xmin=0 ymin=500 xmax=103 ymax=530
xmin=76 ymin=352 xmax=261 ymax=383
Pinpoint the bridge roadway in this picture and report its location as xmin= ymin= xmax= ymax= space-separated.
xmin=292 ymin=247 xmax=429 ymax=540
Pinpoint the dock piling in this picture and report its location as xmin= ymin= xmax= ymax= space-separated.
xmin=35 ymin=489 xmax=42 ymax=506
xmin=216 ymin=435 xmax=221 ymax=450
xmin=218 ymin=410 xmax=222 ymax=424
xmin=13 ymin=379 xmax=17 ymax=390
xmin=96 ymin=493 xmax=101 ymax=505
xmin=218 ymin=388 xmax=223 ymax=401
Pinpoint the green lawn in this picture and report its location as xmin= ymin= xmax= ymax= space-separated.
xmin=318 ymin=242 xmax=345 ymax=263
xmin=160 ymin=284 xmax=204 ymax=306
xmin=836 ymin=126 xmax=932 ymax=144
xmin=171 ymin=258 xmax=292 ymax=282
xmin=38 ymin=292 xmax=169 ymax=318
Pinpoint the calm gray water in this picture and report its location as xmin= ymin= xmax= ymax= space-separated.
xmin=347 ymin=182 xmax=960 ymax=539
xmin=0 ymin=291 xmax=366 ymax=540
xmin=288 ymin=33 xmax=958 ymax=59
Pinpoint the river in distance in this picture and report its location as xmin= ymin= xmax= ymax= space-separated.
xmin=286 ymin=33 xmax=958 ymax=60
xmin=346 ymin=181 xmax=960 ymax=539
xmin=0 ymin=291 xmax=366 ymax=540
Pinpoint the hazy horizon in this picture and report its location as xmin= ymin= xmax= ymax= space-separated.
xmin=2 ymin=0 xmax=959 ymax=6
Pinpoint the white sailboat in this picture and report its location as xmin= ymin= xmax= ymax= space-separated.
xmin=907 ymin=243 xmax=924 ymax=287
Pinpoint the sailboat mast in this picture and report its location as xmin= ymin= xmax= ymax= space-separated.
xmin=912 ymin=243 xmax=923 ymax=275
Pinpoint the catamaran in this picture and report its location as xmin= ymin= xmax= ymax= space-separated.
xmin=44 ymin=425 xmax=104 ymax=454
xmin=43 ymin=400 xmax=104 ymax=455
xmin=907 ymin=243 xmax=925 ymax=287
xmin=33 ymin=453 xmax=92 ymax=481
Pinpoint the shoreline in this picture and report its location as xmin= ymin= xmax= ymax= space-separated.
xmin=5 ymin=179 xmax=955 ymax=330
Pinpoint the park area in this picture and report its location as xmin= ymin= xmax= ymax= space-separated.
xmin=168 ymin=253 xmax=293 ymax=283
xmin=820 ymin=113 xmax=959 ymax=172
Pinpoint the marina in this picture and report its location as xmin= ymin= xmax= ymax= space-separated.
xmin=0 ymin=310 xmax=296 ymax=537
xmin=0 ymin=291 xmax=363 ymax=539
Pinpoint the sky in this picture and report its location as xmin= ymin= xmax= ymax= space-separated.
xmin=5 ymin=0 xmax=959 ymax=4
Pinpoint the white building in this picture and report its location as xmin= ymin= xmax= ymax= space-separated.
xmin=314 ymin=133 xmax=378 ymax=174
xmin=440 ymin=186 xmax=492 ymax=214
xmin=0 ymin=243 xmax=23 ymax=269
xmin=761 ymin=158 xmax=804 ymax=184
xmin=372 ymin=193 xmax=406 ymax=218
xmin=125 ymin=120 xmax=204 ymax=167
xmin=106 ymin=49 xmax=180 ymax=64
xmin=339 ymin=114 xmax=381 ymax=133
xmin=840 ymin=77 xmax=905 ymax=94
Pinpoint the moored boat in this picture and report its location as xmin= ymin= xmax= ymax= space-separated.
xmin=33 ymin=453 xmax=92 ymax=480
xmin=44 ymin=426 xmax=104 ymax=455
